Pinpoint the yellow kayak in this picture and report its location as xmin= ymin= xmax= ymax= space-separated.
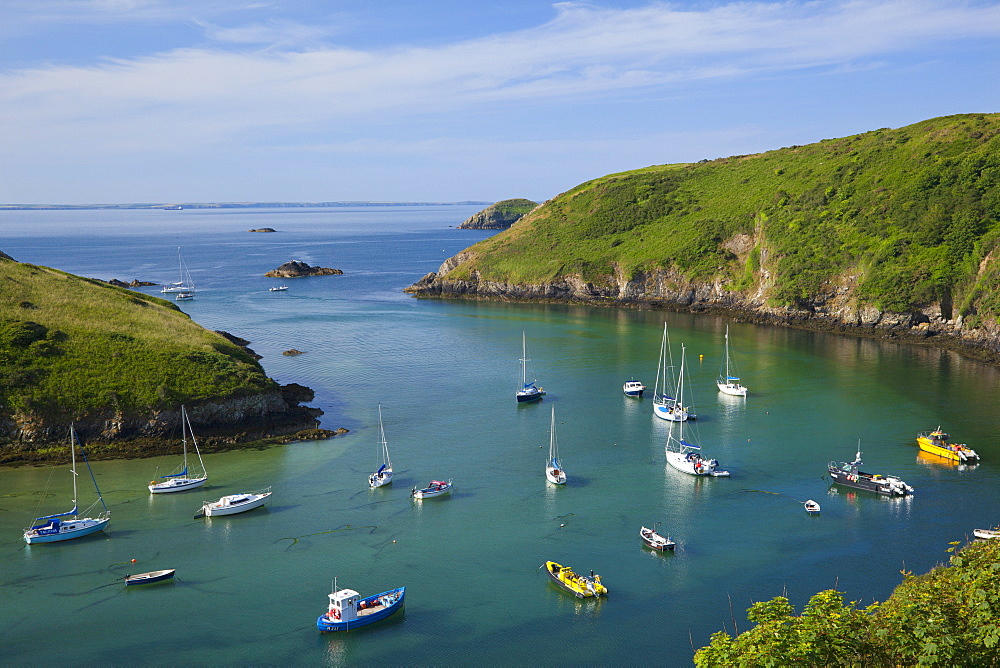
xmin=917 ymin=427 xmax=979 ymax=463
xmin=543 ymin=561 xmax=607 ymax=598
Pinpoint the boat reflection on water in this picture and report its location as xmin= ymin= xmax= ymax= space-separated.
xmin=915 ymin=449 xmax=979 ymax=472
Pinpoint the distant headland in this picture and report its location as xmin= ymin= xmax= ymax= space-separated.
xmin=0 ymin=201 xmax=491 ymax=211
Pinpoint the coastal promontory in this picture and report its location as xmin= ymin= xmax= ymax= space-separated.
xmin=457 ymin=198 xmax=538 ymax=229
xmin=265 ymin=260 xmax=343 ymax=277
xmin=0 ymin=256 xmax=326 ymax=464
xmin=407 ymin=113 xmax=1000 ymax=363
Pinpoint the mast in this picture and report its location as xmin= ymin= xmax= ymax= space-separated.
xmin=70 ymin=424 xmax=79 ymax=519
xmin=723 ymin=326 xmax=730 ymax=380
xmin=654 ymin=323 xmax=665 ymax=400
xmin=549 ymin=406 xmax=557 ymax=464
xmin=181 ymin=405 xmax=189 ymax=471
xmin=378 ymin=404 xmax=390 ymax=468
xmin=521 ymin=332 xmax=528 ymax=386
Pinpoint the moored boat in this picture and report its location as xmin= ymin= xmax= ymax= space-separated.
xmin=24 ymin=426 xmax=111 ymax=544
xmin=973 ymin=528 xmax=1000 ymax=540
xmin=716 ymin=324 xmax=748 ymax=396
xmin=411 ymin=479 xmax=452 ymax=499
xmin=640 ymin=523 xmax=675 ymax=551
xmin=543 ymin=561 xmax=607 ymax=598
xmin=828 ymin=451 xmax=913 ymax=497
xmin=196 ymin=488 xmax=271 ymax=517
xmin=368 ymin=405 xmax=393 ymax=488
xmin=664 ymin=345 xmax=728 ymax=477
xmin=623 ymin=379 xmax=645 ymax=397
xmin=269 ymin=285 xmax=288 ymax=292
xmin=917 ymin=427 xmax=979 ymax=463
xmin=123 ymin=569 xmax=176 ymax=585
xmin=316 ymin=584 xmax=405 ymax=632
xmin=516 ymin=332 xmax=545 ymax=403
xmin=148 ymin=406 xmax=207 ymax=493
xmin=545 ymin=406 xmax=567 ymax=485
xmin=804 ymin=500 xmax=821 ymax=514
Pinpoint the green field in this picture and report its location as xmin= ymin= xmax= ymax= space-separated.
xmin=0 ymin=259 xmax=275 ymax=426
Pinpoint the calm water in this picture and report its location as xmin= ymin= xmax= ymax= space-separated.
xmin=1 ymin=207 xmax=999 ymax=666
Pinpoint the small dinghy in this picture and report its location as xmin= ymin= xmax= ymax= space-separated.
xmin=123 ymin=569 xmax=176 ymax=586
xmin=640 ymin=523 xmax=675 ymax=551
xmin=804 ymin=500 xmax=821 ymax=514
xmin=974 ymin=528 xmax=1000 ymax=540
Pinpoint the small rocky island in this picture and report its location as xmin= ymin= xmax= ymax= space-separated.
xmin=265 ymin=261 xmax=343 ymax=278
xmin=103 ymin=278 xmax=158 ymax=288
xmin=458 ymin=198 xmax=537 ymax=230
xmin=249 ymin=227 xmax=277 ymax=233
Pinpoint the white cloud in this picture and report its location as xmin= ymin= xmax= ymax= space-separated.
xmin=1 ymin=0 xmax=999 ymax=199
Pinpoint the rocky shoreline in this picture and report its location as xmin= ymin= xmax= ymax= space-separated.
xmin=406 ymin=266 xmax=1000 ymax=365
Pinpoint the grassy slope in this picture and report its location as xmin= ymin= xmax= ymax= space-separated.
xmin=445 ymin=114 xmax=1000 ymax=322
xmin=0 ymin=259 xmax=275 ymax=419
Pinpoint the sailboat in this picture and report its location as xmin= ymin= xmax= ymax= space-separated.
xmin=24 ymin=426 xmax=111 ymax=544
xmin=717 ymin=324 xmax=747 ymax=396
xmin=545 ymin=406 xmax=566 ymax=484
xmin=148 ymin=406 xmax=208 ymax=493
xmin=652 ymin=323 xmax=689 ymax=421
xmin=516 ymin=331 xmax=544 ymax=403
xmin=665 ymin=345 xmax=729 ymax=477
xmin=369 ymin=405 xmax=393 ymax=488
xmin=161 ymin=247 xmax=195 ymax=296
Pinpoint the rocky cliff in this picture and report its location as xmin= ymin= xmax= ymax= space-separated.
xmin=457 ymin=198 xmax=538 ymax=229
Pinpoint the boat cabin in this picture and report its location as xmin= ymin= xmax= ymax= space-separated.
xmin=328 ymin=588 xmax=361 ymax=623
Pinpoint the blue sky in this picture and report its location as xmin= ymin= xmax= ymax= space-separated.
xmin=1 ymin=0 xmax=999 ymax=204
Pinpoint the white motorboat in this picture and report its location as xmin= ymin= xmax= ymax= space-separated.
xmin=148 ymin=406 xmax=208 ymax=493
xmin=269 ymin=285 xmax=288 ymax=292
xmin=411 ymin=479 xmax=452 ymax=499
xmin=623 ymin=379 xmax=645 ymax=397
xmin=804 ymin=500 xmax=821 ymax=514
xmin=196 ymin=488 xmax=271 ymax=517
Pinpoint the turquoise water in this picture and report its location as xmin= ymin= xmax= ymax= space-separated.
xmin=1 ymin=207 xmax=999 ymax=665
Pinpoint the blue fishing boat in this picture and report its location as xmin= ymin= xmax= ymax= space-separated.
xmin=24 ymin=425 xmax=110 ymax=544
xmin=316 ymin=584 xmax=405 ymax=632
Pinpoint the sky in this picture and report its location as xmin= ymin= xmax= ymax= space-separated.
xmin=1 ymin=0 xmax=999 ymax=205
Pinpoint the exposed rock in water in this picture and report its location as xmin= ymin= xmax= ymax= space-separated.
xmin=103 ymin=278 xmax=158 ymax=288
xmin=282 ymin=348 xmax=304 ymax=356
xmin=265 ymin=261 xmax=343 ymax=278
xmin=249 ymin=227 xmax=277 ymax=232
xmin=458 ymin=198 xmax=538 ymax=229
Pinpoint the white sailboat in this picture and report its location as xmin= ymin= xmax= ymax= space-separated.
xmin=24 ymin=426 xmax=111 ymax=544
xmin=369 ymin=404 xmax=393 ymax=488
xmin=516 ymin=331 xmax=544 ymax=403
xmin=652 ymin=323 xmax=689 ymax=421
xmin=161 ymin=247 xmax=195 ymax=295
xmin=148 ymin=406 xmax=208 ymax=493
xmin=545 ymin=406 xmax=566 ymax=485
xmin=716 ymin=324 xmax=747 ymax=396
xmin=665 ymin=345 xmax=729 ymax=477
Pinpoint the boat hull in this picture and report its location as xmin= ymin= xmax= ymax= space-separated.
xmin=640 ymin=527 xmax=674 ymax=551
xmin=545 ymin=466 xmax=566 ymax=485
xmin=653 ymin=403 xmax=687 ymax=421
xmin=717 ymin=382 xmax=747 ymax=397
xmin=543 ymin=561 xmax=607 ymax=598
xmin=202 ymin=491 xmax=271 ymax=516
xmin=317 ymin=588 xmax=405 ymax=632
xmin=665 ymin=451 xmax=719 ymax=476
xmin=149 ymin=476 xmax=207 ymax=493
xmin=916 ymin=435 xmax=978 ymax=463
xmin=516 ymin=390 xmax=543 ymax=403
xmin=24 ymin=517 xmax=110 ymax=544
xmin=828 ymin=466 xmax=911 ymax=496
xmin=974 ymin=529 xmax=1000 ymax=540
xmin=369 ymin=471 xmax=393 ymax=488
xmin=124 ymin=569 xmax=176 ymax=585
xmin=412 ymin=486 xmax=451 ymax=499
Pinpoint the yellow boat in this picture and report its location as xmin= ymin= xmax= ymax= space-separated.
xmin=916 ymin=427 xmax=979 ymax=463
xmin=543 ymin=561 xmax=607 ymax=598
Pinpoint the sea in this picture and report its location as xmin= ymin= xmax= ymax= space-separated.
xmin=1 ymin=206 xmax=999 ymax=666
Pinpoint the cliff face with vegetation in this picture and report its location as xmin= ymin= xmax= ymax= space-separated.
xmin=0 ymin=257 xmax=321 ymax=463
xmin=408 ymin=114 xmax=1000 ymax=361
xmin=457 ymin=198 xmax=538 ymax=229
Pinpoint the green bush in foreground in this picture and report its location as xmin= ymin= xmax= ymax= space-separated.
xmin=695 ymin=537 xmax=1000 ymax=666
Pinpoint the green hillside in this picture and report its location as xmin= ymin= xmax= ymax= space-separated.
xmin=438 ymin=113 xmax=1000 ymax=325
xmin=0 ymin=258 xmax=274 ymax=424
